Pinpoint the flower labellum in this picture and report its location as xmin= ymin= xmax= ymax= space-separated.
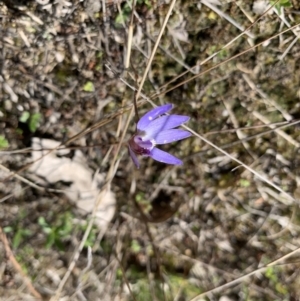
xmin=128 ymin=103 xmax=191 ymax=168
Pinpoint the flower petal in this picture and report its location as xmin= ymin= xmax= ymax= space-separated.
xmin=137 ymin=104 xmax=173 ymax=131
xmin=149 ymin=147 xmax=183 ymax=165
xmin=155 ymin=129 xmax=191 ymax=144
xmin=143 ymin=115 xmax=190 ymax=140
xmin=128 ymin=145 xmax=140 ymax=168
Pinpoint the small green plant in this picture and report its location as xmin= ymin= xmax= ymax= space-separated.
xmin=38 ymin=212 xmax=73 ymax=250
xmin=19 ymin=111 xmax=30 ymax=123
xmin=0 ymin=135 xmax=9 ymax=149
xmin=265 ymin=266 xmax=288 ymax=295
xmin=4 ymin=226 xmax=32 ymax=249
xmin=19 ymin=111 xmax=42 ymax=133
xmin=3 ymin=210 xmax=32 ymax=249
xmin=29 ymin=113 xmax=42 ymax=132
xmin=38 ymin=212 xmax=98 ymax=250
xmin=124 ymin=271 xmax=201 ymax=301
xmin=115 ymin=0 xmax=152 ymax=25
xmin=115 ymin=5 xmax=131 ymax=25
xmin=82 ymin=81 xmax=95 ymax=92
xmin=130 ymin=239 xmax=141 ymax=253
xmin=135 ymin=193 xmax=152 ymax=214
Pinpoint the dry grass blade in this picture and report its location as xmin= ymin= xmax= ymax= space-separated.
xmin=183 ymin=123 xmax=296 ymax=203
xmin=0 ymin=163 xmax=67 ymax=194
xmin=124 ymin=0 xmax=136 ymax=70
xmin=251 ymin=110 xmax=300 ymax=148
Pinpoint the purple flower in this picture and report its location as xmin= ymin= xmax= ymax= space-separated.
xmin=128 ymin=104 xmax=191 ymax=168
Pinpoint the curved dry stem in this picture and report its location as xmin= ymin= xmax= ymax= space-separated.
xmin=185 ymin=124 xmax=295 ymax=203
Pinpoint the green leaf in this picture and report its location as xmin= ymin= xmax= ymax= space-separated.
xmin=0 ymin=135 xmax=9 ymax=149
xmin=58 ymin=213 xmax=73 ymax=237
xmin=131 ymin=239 xmax=141 ymax=253
xmin=13 ymin=230 xmax=23 ymax=249
xmin=115 ymin=3 xmax=131 ymax=25
xmin=45 ymin=231 xmax=56 ymax=249
xmin=54 ymin=238 xmax=65 ymax=251
xmin=3 ymin=226 xmax=13 ymax=233
xmin=19 ymin=111 xmax=30 ymax=123
xmin=265 ymin=266 xmax=278 ymax=282
xmin=115 ymin=12 xmax=127 ymax=24
xmin=240 ymin=179 xmax=250 ymax=188
xmin=270 ymin=0 xmax=291 ymax=6
xmin=137 ymin=0 xmax=151 ymax=8
xmin=29 ymin=113 xmax=41 ymax=133
xmin=38 ymin=216 xmax=47 ymax=227
xmin=270 ymin=0 xmax=292 ymax=12
xmin=38 ymin=216 xmax=52 ymax=234
xmin=83 ymin=81 xmax=95 ymax=92
xmin=13 ymin=228 xmax=31 ymax=249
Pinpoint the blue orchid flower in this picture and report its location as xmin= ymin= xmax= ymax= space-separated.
xmin=128 ymin=104 xmax=191 ymax=168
